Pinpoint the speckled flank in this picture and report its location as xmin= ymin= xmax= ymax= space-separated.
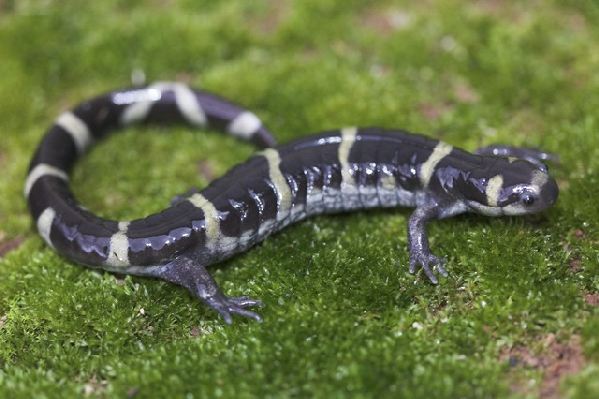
xmin=379 ymin=173 xmax=396 ymax=191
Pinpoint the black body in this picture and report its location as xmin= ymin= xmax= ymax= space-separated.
xmin=26 ymin=83 xmax=559 ymax=323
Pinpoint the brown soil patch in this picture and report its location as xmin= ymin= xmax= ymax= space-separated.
xmin=0 ymin=236 xmax=25 ymax=257
xmin=500 ymin=333 xmax=585 ymax=399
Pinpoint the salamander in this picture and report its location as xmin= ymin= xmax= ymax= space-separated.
xmin=25 ymin=82 xmax=559 ymax=323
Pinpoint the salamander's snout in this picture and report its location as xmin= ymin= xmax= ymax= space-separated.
xmin=540 ymin=175 xmax=559 ymax=209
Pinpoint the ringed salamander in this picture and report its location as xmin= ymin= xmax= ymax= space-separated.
xmin=26 ymin=82 xmax=559 ymax=323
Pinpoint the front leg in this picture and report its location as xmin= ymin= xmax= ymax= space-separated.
xmin=157 ymin=255 xmax=263 ymax=324
xmin=408 ymin=204 xmax=448 ymax=284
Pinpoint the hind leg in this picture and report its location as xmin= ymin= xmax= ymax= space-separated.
xmin=156 ymin=255 xmax=263 ymax=324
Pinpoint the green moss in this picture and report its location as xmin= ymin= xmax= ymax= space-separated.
xmin=1 ymin=1 xmax=598 ymax=398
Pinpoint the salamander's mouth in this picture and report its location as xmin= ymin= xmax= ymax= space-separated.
xmin=466 ymin=201 xmax=504 ymax=217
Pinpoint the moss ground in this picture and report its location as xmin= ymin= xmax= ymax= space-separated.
xmin=1 ymin=1 xmax=599 ymax=398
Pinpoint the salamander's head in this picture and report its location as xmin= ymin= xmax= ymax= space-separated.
xmin=467 ymin=160 xmax=559 ymax=216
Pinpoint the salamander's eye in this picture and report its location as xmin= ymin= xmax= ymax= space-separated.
xmin=521 ymin=194 xmax=535 ymax=206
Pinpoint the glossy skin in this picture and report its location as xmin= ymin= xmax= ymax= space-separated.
xmin=25 ymin=83 xmax=559 ymax=323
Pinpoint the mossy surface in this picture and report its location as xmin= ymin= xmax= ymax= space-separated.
xmin=1 ymin=1 xmax=599 ymax=398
